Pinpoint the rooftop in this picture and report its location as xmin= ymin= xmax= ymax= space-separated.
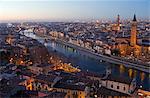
xmin=102 ymin=74 xmax=132 ymax=84
xmin=53 ymin=82 xmax=86 ymax=91
xmin=76 ymin=71 xmax=104 ymax=80
xmin=44 ymin=91 xmax=67 ymax=98
xmin=35 ymin=74 xmax=57 ymax=84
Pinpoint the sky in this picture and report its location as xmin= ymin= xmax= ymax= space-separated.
xmin=0 ymin=0 xmax=149 ymax=22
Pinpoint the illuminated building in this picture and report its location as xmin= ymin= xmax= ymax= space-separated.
xmin=117 ymin=14 xmax=121 ymax=31
xmin=116 ymin=14 xmax=142 ymax=58
xmin=51 ymin=63 xmax=81 ymax=73
xmin=130 ymin=14 xmax=141 ymax=57
xmin=111 ymin=14 xmax=121 ymax=32
xmin=130 ymin=14 xmax=137 ymax=46
xmin=140 ymin=37 xmax=150 ymax=59
xmin=5 ymin=34 xmax=15 ymax=45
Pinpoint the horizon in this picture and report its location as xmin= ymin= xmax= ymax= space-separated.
xmin=0 ymin=0 xmax=149 ymax=22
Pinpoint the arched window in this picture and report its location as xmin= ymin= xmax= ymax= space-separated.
xmin=124 ymin=87 xmax=126 ymax=91
xmin=45 ymin=86 xmax=48 ymax=90
xmin=117 ymin=86 xmax=119 ymax=89
xmin=111 ymin=84 xmax=113 ymax=88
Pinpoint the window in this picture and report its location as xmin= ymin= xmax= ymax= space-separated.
xmin=45 ymin=87 xmax=48 ymax=90
xmin=117 ymin=86 xmax=119 ymax=89
xmin=111 ymin=85 xmax=113 ymax=88
xmin=75 ymin=92 xmax=77 ymax=94
xmin=124 ymin=87 xmax=126 ymax=91
xmin=28 ymin=87 xmax=30 ymax=90
xmin=27 ymin=81 xmax=30 ymax=85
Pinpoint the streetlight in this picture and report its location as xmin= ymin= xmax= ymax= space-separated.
xmin=94 ymin=95 xmax=98 ymax=98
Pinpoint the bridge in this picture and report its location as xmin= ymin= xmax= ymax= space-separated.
xmin=34 ymin=35 xmax=150 ymax=73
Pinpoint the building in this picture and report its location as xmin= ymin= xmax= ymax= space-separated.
xmin=101 ymin=75 xmax=133 ymax=95
xmin=130 ymin=14 xmax=137 ymax=46
xmin=53 ymin=81 xmax=87 ymax=98
xmin=116 ymin=15 xmax=142 ymax=58
xmin=111 ymin=14 xmax=121 ymax=32
xmin=97 ymin=86 xmax=132 ymax=98
xmin=117 ymin=14 xmax=121 ymax=32
xmin=44 ymin=91 xmax=67 ymax=98
xmin=128 ymin=14 xmax=141 ymax=57
xmin=0 ymin=76 xmax=26 ymax=98
xmin=141 ymin=37 xmax=150 ymax=59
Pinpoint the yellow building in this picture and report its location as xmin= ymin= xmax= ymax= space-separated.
xmin=140 ymin=37 xmax=150 ymax=60
xmin=54 ymin=88 xmax=86 ymax=98
xmin=130 ymin=14 xmax=141 ymax=57
xmin=130 ymin=14 xmax=137 ymax=47
xmin=116 ymin=14 xmax=142 ymax=58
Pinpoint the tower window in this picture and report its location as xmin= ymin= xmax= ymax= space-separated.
xmin=117 ymin=86 xmax=119 ymax=89
xmin=124 ymin=87 xmax=126 ymax=91
xmin=111 ymin=85 xmax=113 ymax=88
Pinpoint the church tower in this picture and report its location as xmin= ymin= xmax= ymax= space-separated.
xmin=117 ymin=14 xmax=120 ymax=31
xmin=130 ymin=14 xmax=137 ymax=46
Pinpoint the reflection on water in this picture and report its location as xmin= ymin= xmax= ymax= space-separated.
xmin=128 ymin=69 xmax=133 ymax=78
xmin=127 ymin=68 xmax=146 ymax=82
xmin=119 ymin=64 xmax=125 ymax=74
xmin=133 ymin=70 xmax=137 ymax=78
xmin=23 ymin=31 xmax=150 ymax=91
xmin=128 ymin=68 xmax=145 ymax=81
xmin=140 ymin=72 xmax=145 ymax=82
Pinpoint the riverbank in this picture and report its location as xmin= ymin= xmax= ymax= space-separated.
xmin=40 ymin=35 xmax=150 ymax=73
xmin=22 ymin=31 xmax=150 ymax=91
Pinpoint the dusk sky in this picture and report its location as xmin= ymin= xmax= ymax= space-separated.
xmin=0 ymin=0 xmax=149 ymax=22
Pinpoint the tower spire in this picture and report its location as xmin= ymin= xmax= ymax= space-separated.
xmin=133 ymin=14 xmax=137 ymax=21
xmin=117 ymin=14 xmax=120 ymax=25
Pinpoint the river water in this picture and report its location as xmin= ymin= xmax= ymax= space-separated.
xmin=23 ymin=31 xmax=150 ymax=91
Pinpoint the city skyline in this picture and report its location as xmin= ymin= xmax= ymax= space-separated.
xmin=0 ymin=0 xmax=150 ymax=97
xmin=0 ymin=0 xmax=149 ymax=22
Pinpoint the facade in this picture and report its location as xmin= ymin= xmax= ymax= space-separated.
xmin=101 ymin=75 xmax=133 ymax=95
xmin=140 ymin=37 xmax=150 ymax=60
xmin=54 ymin=88 xmax=86 ymax=98
xmin=130 ymin=14 xmax=137 ymax=46
xmin=97 ymin=86 xmax=131 ymax=98
xmin=50 ymin=80 xmax=86 ymax=97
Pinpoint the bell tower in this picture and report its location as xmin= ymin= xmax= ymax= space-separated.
xmin=117 ymin=14 xmax=120 ymax=31
xmin=130 ymin=14 xmax=137 ymax=46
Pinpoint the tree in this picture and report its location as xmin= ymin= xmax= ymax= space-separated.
xmin=0 ymin=50 xmax=11 ymax=66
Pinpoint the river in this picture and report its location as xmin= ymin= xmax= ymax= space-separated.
xmin=22 ymin=31 xmax=150 ymax=91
